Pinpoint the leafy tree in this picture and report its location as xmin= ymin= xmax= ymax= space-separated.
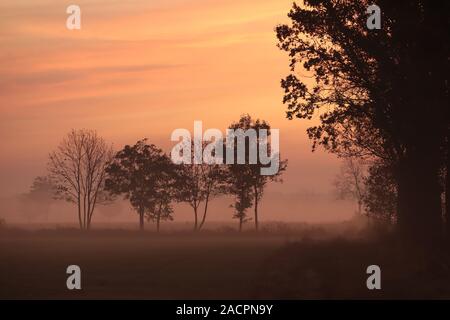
xmin=48 ymin=129 xmax=113 ymax=230
xmin=29 ymin=176 xmax=55 ymax=199
xmin=105 ymin=140 xmax=176 ymax=231
xmin=228 ymin=114 xmax=287 ymax=231
xmin=18 ymin=176 xmax=55 ymax=222
xmin=227 ymin=164 xmax=254 ymax=232
xmin=145 ymin=181 xmax=175 ymax=233
xmin=176 ymin=151 xmax=226 ymax=231
xmin=276 ymin=1 xmax=448 ymax=238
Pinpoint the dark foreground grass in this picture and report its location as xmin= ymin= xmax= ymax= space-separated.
xmin=252 ymin=237 xmax=450 ymax=299
xmin=0 ymin=230 xmax=287 ymax=299
xmin=0 ymin=228 xmax=449 ymax=299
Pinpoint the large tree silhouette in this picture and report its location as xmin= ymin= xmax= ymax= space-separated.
xmin=277 ymin=0 xmax=448 ymax=239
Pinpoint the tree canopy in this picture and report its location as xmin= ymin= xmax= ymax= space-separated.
xmin=277 ymin=0 xmax=449 ymax=238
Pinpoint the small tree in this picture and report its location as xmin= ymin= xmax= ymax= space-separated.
xmin=175 ymin=142 xmax=226 ymax=231
xmin=228 ymin=114 xmax=287 ymax=231
xmin=227 ymin=165 xmax=254 ymax=232
xmin=105 ymin=140 xmax=176 ymax=231
xmin=18 ymin=176 xmax=55 ymax=222
xmin=146 ymin=187 xmax=174 ymax=233
xmin=333 ymin=157 xmax=367 ymax=215
xmin=48 ymin=129 xmax=113 ymax=230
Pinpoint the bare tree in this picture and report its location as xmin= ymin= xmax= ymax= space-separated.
xmin=333 ymin=157 xmax=367 ymax=215
xmin=48 ymin=129 xmax=113 ymax=230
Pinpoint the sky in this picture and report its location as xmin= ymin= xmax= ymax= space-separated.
xmin=0 ymin=0 xmax=356 ymax=224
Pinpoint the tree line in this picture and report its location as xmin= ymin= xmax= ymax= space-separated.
xmin=29 ymin=115 xmax=286 ymax=232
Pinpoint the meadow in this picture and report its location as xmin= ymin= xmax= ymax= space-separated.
xmin=1 ymin=222 xmax=449 ymax=299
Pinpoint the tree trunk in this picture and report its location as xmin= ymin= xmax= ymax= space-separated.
xmin=239 ymin=217 xmax=243 ymax=232
xmin=396 ymin=154 xmax=443 ymax=242
xmin=199 ymin=193 xmax=210 ymax=230
xmin=193 ymin=206 xmax=198 ymax=231
xmin=445 ymin=139 xmax=450 ymax=237
xmin=87 ymin=207 xmax=94 ymax=230
xmin=254 ymin=185 xmax=259 ymax=232
xmin=77 ymin=194 xmax=82 ymax=230
xmin=139 ymin=209 xmax=145 ymax=231
xmin=86 ymin=198 xmax=91 ymax=231
xmin=82 ymin=193 xmax=87 ymax=230
xmin=156 ymin=212 xmax=161 ymax=233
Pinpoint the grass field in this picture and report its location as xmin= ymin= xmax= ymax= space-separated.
xmin=1 ymin=224 xmax=449 ymax=299
xmin=0 ymin=229 xmax=290 ymax=299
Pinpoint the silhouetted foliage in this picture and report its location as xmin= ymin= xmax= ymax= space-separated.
xmin=363 ymin=160 xmax=397 ymax=223
xmin=105 ymin=140 xmax=177 ymax=231
xmin=277 ymin=0 xmax=449 ymax=239
xmin=227 ymin=164 xmax=254 ymax=232
xmin=175 ymin=144 xmax=226 ymax=231
xmin=228 ymin=114 xmax=287 ymax=231
xmin=18 ymin=176 xmax=55 ymax=222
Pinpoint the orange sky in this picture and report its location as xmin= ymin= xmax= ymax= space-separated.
xmin=0 ymin=0 xmax=355 ymax=222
